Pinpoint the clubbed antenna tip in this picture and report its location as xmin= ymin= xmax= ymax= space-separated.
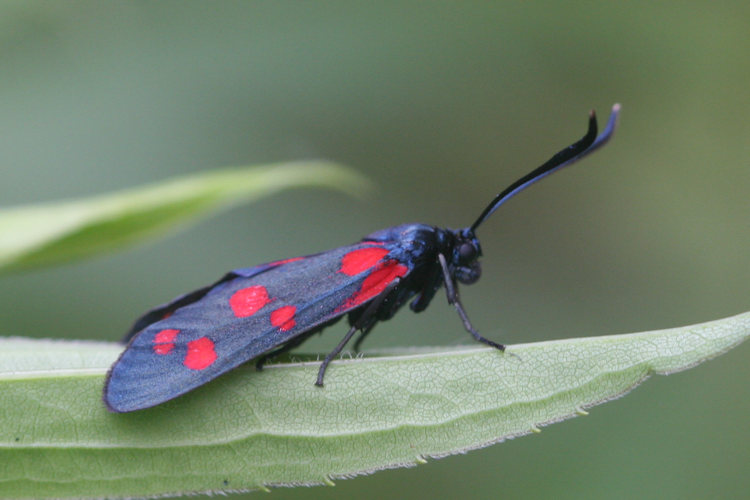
xmin=469 ymin=104 xmax=621 ymax=233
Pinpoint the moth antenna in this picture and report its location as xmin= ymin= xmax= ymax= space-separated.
xmin=469 ymin=104 xmax=620 ymax=233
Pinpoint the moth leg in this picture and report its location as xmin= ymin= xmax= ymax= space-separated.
xmin=438 ymin=253 xmax=505 ymax=352
xmin=316 ymin=278 xmax=401 ymax=386
xmin=352 ymin=324 xmax=375 ymax=353
xmin=315 ymin=324 xmax=358 ymax=386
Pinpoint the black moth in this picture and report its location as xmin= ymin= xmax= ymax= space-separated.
xmin=105 ymin=105 xmax=620 ymax=412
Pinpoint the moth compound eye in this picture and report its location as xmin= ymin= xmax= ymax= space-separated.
xmin=458 ymin=242 xmax=477 ymax=262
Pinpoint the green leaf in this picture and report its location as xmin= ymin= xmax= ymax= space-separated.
xmin=1 ymin=312 xmax=747 ymax=499
xmin=0 ymin=162 xmax=369 ymax=274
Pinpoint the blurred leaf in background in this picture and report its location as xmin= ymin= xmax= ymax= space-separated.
xmin=0 ymin=2 xmax=747 ymax=500
xmin=0 ymin=162 xmax=368 ymax=273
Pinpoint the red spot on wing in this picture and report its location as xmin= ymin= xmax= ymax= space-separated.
xmin=162 ymin=311 xmax=173 ymax=320
xmin=340 ymin=260 xmax=408 ymax=309
xmin=184 ymin=337 xmax=217 ymax=370
xmin=339 ymin=247 xmax=390 ymax=276
xmin=270 ymin=305 xmax=296 ymax=331
xmin=154 ymin=329 xmax=179 ymax=343
xmin=270 ymin=256 xmax=304 ymax=266
xmin=152 ymin=328 xmax=179 ymax=355
xmin=154 ymin=344 xmax=174 ymax=355
xmin=230 ymin=285 xmax=271 ymax=317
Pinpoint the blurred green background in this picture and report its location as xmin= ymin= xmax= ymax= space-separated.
xmin=0 ymin=1 xmax=747 ymax=499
